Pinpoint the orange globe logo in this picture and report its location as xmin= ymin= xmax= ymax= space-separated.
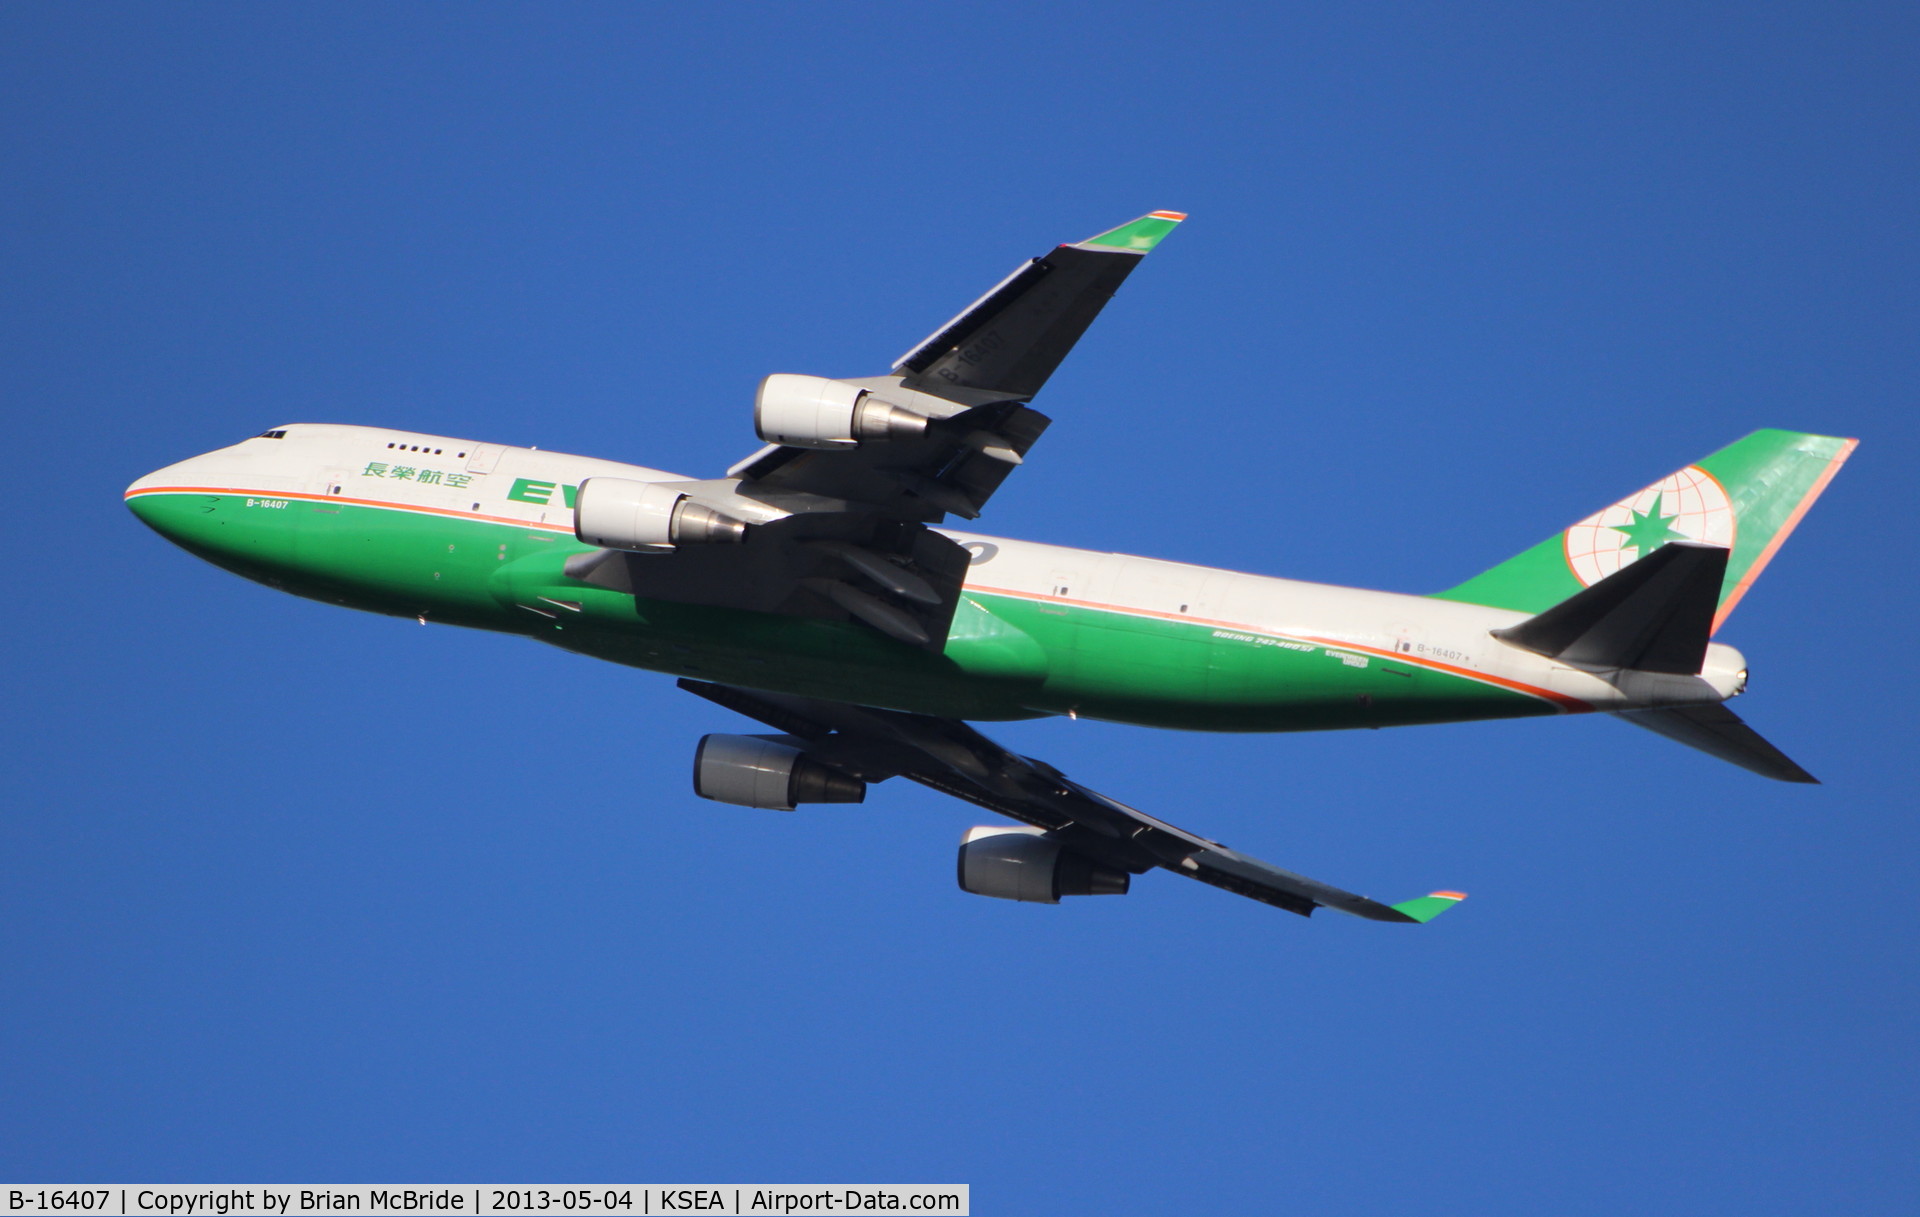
xmin=1563 ymin=466 xmax=1735 ymax=587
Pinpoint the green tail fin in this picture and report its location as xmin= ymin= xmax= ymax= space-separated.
xmin=1434 ymin=429 xmax=1856 ymax=629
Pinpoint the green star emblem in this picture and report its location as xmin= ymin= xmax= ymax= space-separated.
xmin=1609 ymin=491 xmax=1687 ymax=559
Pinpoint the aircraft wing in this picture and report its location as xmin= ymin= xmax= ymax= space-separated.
xmin=566 ymin=214 xmax=1186 ymax=651
xmin=680 ymin=678 xmax=1465 ymax=922
xmin=725 ymin=212 xmax=1187 ymax=520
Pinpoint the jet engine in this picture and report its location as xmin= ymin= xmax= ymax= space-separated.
xmin=574 ymin=477 xmax=748 ymax=552
xmin=955 ymin=826 xmax=1131 ymax=903
xmin=693 ymin=734 xmax=866 ymax=811
xmin=755 ymin=374 xmax=931 ymax=449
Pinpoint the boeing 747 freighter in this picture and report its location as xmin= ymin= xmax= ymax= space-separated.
xmin=127 ymin=213 xmax=1854 ymax=921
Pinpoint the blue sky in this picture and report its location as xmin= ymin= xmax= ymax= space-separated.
xmin=4 ymin=2 xmax=1916 ymax=1210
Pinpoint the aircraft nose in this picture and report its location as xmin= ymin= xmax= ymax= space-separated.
xmin=126 ymin=433 xmax=303 ymax=569
xmin=124 ymin=453 xmax=220 ymax=536
xmin=125 ymin=475 xmax=166 ymax=530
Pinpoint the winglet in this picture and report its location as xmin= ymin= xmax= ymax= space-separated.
xmin=1390 ymin=891 xmax=1468 ymax=923
xmin=1073 ymin=211 xmax=1187 ymax=253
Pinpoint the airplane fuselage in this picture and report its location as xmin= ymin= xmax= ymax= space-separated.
xmin=126 ymin=424 xmax=1746 ymax=732
xmin=117 ymin=209 xmax=1843 ymax=919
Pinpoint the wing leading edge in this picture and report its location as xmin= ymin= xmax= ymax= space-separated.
xmin=680 ymin=679 xmax=1465 ymax=923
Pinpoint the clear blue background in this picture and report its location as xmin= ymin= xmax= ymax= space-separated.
xmin=4 ymin=3 xmax=1915 ymax=1211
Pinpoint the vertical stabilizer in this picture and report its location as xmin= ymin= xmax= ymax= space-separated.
xmin=1435 ymin=430 xmax=1855 ymax=630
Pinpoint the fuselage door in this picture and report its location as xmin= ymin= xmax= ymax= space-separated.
xmin=313 ymin=467 xmax=353 ymax=497
xmin=1046 ymin=568 xmax=1093 ymax=617
xmin=466 ymin=444 xmax=507 ymax=474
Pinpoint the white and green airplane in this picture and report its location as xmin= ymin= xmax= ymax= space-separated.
xmin=127 ymin=212 xmax=1855 ymax=923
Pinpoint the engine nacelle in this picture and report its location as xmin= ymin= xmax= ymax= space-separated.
xmin=693 ymin=734 xmax=866 ymax=811
xmin=574 ymin=477 xmax=747 ymax=553
xmin=956 ymin=826 xmax=1131 ymax=904
xmin=755 ymin=374 xmax=930 ymax=450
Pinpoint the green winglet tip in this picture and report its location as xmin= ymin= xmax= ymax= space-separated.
xmin=1391 ymin=891 xmax=1468 ymax=923
xmin=1077 ymin=210 xmax=1187 ymax=252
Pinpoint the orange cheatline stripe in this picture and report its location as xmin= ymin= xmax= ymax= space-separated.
xmin=1294 ymin=634 xmax=1592 ymax=712
xmin=1711 ymin=437 xmax=1858 ymax=633
xmin=1430 ymin=891 xmax=1467 ymax=900
xmin=1149 ymin=210 xmax=1188 ymax=220
xmin=124 ymin=484 xmax=576 ymax=534
xmin=964 ymin=583 xmax=1591 ymax=712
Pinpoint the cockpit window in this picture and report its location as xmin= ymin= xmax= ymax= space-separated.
xmin=257 ymin=429 xmax=287 ymax=439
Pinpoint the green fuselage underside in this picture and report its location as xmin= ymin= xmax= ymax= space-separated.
xmin=134 ymin=490 xmax=1550 ymax=733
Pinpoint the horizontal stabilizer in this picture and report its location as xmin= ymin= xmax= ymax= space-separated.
xmin=1493 ymin=542 xmax=1727 ymax=673
xmin=1617 ymin=703 xmax=1818 ymax=783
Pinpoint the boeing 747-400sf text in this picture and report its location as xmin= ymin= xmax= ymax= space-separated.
xmin=128 ymin=213 xmax=1855 ymax=922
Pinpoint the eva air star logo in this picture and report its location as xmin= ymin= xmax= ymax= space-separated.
xmin=1609 ymin=492 xmax=1690 ymax=554
xmin=1563 ymin=466 xmax=1735 ymax=587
